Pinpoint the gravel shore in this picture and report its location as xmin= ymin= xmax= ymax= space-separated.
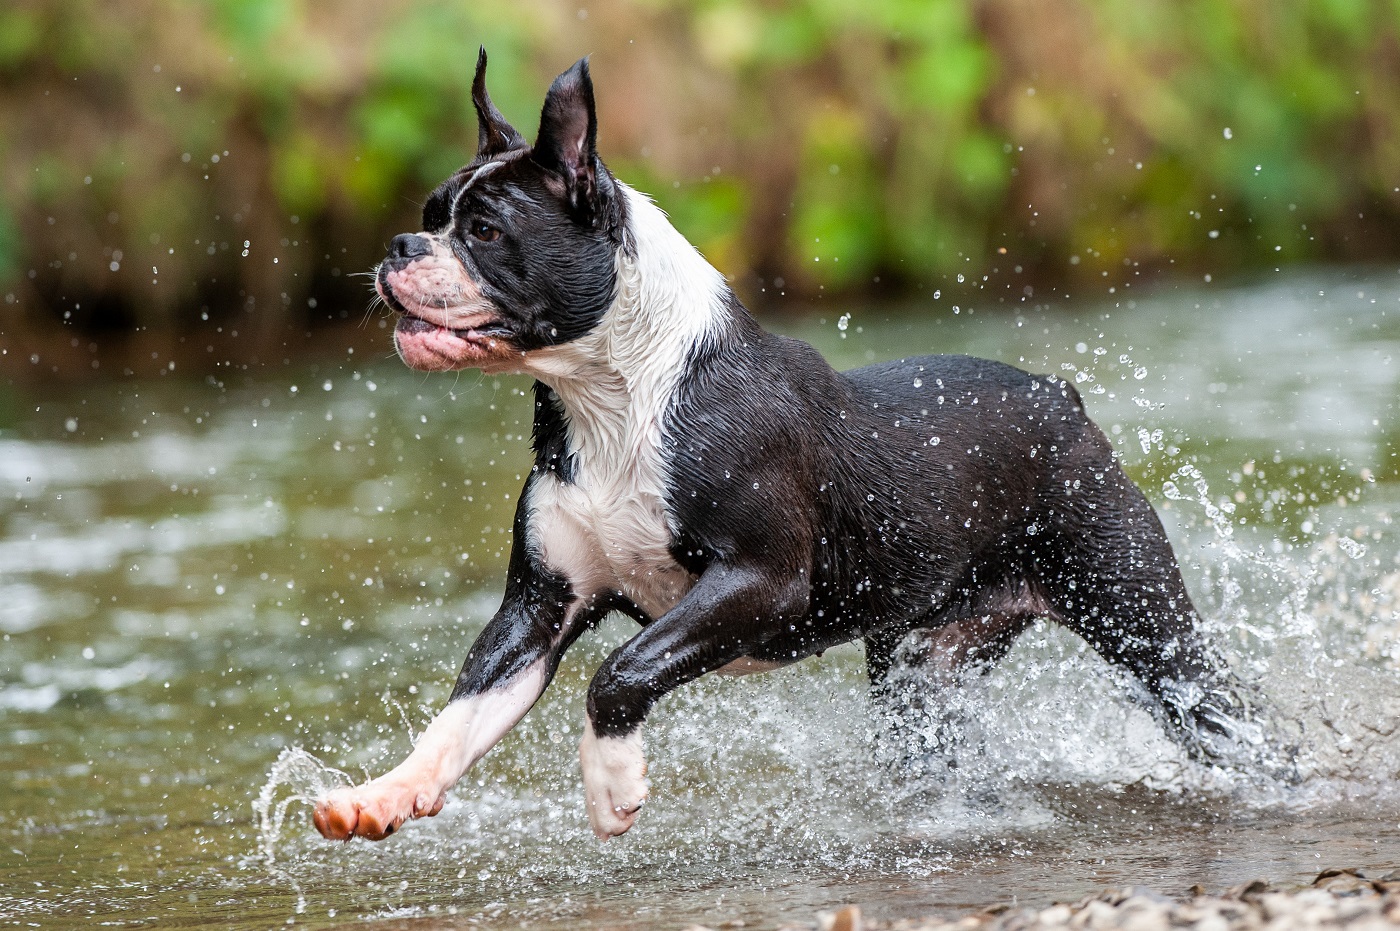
xmin=685 ymin=868 xmax=1400 ymax=931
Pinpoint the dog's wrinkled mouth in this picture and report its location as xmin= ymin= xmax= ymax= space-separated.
xmin=391 ymin=308 xmax=521 ymax=373
xmin=377 ymin=267 xmax=509 ymax=337
xmin=395 ymin=313 xmax=513 ymax=343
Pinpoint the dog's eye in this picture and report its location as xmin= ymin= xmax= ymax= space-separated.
xmin=470 ymin=222 xmax=501 ymax=243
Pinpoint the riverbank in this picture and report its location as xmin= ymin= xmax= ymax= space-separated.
xmin=739 ymin=869 xmax=1400 ymax=931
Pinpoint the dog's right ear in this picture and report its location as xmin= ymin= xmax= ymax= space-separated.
xmin=532 ymin=57 xmax=603 ymax=221
xmin=472 ymin=47 xmax=526 ymax=158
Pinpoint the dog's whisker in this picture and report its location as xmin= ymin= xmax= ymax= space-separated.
xmin=360 ymin=294 xmax=389 ymax=330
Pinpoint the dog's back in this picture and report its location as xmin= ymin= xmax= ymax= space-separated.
xmin=665 ymin=332 xmax=1093 ymax=630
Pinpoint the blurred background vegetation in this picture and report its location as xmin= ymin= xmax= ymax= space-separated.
xmin=1 ymin=0 xmax=1398 ymax=378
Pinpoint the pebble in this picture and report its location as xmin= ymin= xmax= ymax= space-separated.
xmin=781 ymin=868 xmax=1400 ymax=931
xmin=817 ymin=905 xmax=864 ymax=931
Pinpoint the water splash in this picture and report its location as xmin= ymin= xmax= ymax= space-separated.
xmin=1146 ymin=456 xmax=1400 ymax=788
xmin=252 ymin=746 xmax=353 ymax=869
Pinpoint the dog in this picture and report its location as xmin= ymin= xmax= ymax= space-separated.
xmin=312 ymin=50 xmax=1254 ymax=843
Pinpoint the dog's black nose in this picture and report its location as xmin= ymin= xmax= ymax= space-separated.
xmin=388 ymin=233 xmax=433 ymax=262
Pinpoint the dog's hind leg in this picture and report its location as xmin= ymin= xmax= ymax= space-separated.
xmin=864 ymin=576 xmax=1046 ymax=768
xmin=865 ymin=601 xmax=1034 ymax=696
xmin=1035 ymin=435 xmax=1264 ymax=763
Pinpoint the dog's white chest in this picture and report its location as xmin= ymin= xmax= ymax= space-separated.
xmin=516 ymin=184 xmax=726 ymax=621
xmin=530 ymin=469 xmax=693 ymax=619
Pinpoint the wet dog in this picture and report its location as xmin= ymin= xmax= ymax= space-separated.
xmin=313 ymin=51 xmax=1252 ymax=843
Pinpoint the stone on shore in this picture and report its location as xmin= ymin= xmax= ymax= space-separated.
xmin=779 ymin=868 xmax=1400 ymax=931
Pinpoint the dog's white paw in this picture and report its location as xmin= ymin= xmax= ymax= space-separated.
xmin=313 ymin=777 xmax=446 ymax=842
xmin=579 ymin=723 xmax=648 ymax=839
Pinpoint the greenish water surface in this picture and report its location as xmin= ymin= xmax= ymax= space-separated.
xmin=3 ymin=272 xmax=1400 ymax=928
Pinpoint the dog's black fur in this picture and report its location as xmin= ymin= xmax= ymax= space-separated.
xmin=313 ymin=51 xmax=1254 ymax=843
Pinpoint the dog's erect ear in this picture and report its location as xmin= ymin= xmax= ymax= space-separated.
xmin=472 ymin=47 xmax=526 ymax=158
xmin=533 ymin=57 xmax=604 ymax=220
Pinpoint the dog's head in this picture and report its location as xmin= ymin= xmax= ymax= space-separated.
xmin=378 ymin=50 xmax=628 ymax=373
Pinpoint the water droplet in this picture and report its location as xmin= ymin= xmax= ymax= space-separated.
xmin=1338 ymin=538 xmax=1367 ymax=559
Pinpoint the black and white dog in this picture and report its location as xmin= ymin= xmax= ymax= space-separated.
xmin=314 ymin=52 xmax=1252 ymax=843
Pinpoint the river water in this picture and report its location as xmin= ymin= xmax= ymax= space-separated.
xmin=2 ymin=272 xmax=1399 ymax=929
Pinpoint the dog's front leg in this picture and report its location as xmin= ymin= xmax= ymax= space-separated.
xmin=313 ymin=635 xmax=552 ymax=841
xmin=580 ymin=563 xmax=808 ymax=839
xmin=314 ymin=527 xmax=589 ymax=841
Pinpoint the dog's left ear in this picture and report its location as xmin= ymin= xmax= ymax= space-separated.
xmin=472 ymin=47 xmax=527 ymax=157
xmin=533 ymin=57 xmax=608 ymax=225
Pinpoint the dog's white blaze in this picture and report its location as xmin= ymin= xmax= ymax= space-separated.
xmin=524 ymin=184 xmax=726 ymax=616
xmin=579 ymin=723 xmax=648 ymax=838
xmin=451 ymin=160 xmax=504 ymax=212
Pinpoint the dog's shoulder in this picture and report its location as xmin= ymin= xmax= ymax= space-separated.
xmin=672 ymin=315 xmax=850 ymax=422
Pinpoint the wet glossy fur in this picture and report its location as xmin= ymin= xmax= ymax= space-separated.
xmin=312 ymin=51 xmax=1254 ymax=844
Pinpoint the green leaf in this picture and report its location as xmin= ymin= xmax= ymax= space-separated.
xmin=951 ymin=132 xmax=1008 ymax=199
xmin=272 ymin=134 xmax=328 ymax=216
xmin=208 ymin=0 xmax=292 ymax=48
xmin=790 ymin=109 xmax=883 ymax=285
xmin=0 ymin=200 xmax=19 ymax=286
xmin=0 ymin=9 xmax=41 ymax=66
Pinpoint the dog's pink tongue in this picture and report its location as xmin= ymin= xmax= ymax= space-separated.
xmin=394 ymin=316 xmax=469 ymax=371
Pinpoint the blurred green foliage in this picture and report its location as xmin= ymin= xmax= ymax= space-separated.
xmin=1 ymin=0 xmax=1398 ymax=362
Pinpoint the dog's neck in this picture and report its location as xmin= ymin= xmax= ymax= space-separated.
xmin=523 ymin=184 xmax=730 ymax=481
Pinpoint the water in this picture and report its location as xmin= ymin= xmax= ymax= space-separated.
xmin=3 ymin=271 xmax=1400 ymax=928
